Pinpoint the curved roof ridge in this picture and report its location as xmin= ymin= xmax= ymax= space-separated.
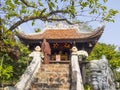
xmin=86 ymin=25 xmax=105 ymax=39
xmin=17 ymin=25 xmax=105 ymax=40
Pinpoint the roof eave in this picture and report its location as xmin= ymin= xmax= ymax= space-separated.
xmin=17 ymin=25 xmax=105 ymax=44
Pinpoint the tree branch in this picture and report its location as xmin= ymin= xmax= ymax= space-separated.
xmin=39 ymin=8 xmax=47 ymax=17
xmin=20 ymin=0 xmax=36 ymax=8
xmin=9 ymin=10 xmax=71 ymax=31
xmin=47 ymin=10 xmax=67 ymax=16
xmin=9 ymin=16 xmax=40 ymax=31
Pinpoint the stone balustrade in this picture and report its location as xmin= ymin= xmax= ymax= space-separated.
xmin=71 ymin=54 xmax=84 ymax=90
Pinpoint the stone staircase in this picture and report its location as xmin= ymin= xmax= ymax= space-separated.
xmin=30 ymin=64 xmax=71 ymax=90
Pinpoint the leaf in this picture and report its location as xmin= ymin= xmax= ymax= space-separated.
xmin=8 ymin=11 xmax=18 ymax=17
xmin=5 ymin=0 xmax=11 ymax=5
xmin=32 ymin=20 xmax=35 ymax=26
xmin=14 ymin=0 xmax=21 ymax=5
xmin=38 ymin=0 xmax=43 ymax=6
xmin=35 ymin=28 xmax=41 ymax=32
xmin=6 ymin=0 xmax=16 ymax=9
xmin=109 ymin=9 xmax=119 ymax=16
xmin=81 ymin=2 xmax=88 ymax=7
xmin=20 ymin=9 xmax=26 ymax=14
xmin=0 ymin=65 xmax=13 ymax=80
xmin=48 ymin=1 xmax=55 ymax=11
xmin=101 ymin=6 xmax=107 ymax=11
xmin=29 ymin=1 xmax=36 ymax=7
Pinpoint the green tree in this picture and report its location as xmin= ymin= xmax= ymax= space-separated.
xmin=0 ymin=41 xmax=30 ymax=85
xmin=88 ymin=43 xmax=120 ymax=69
xmin=1 ymin=0 xmax=118 ymax=31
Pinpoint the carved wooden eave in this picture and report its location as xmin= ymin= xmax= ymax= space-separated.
xmin=17 ymin=25 xmax=105 ymax=44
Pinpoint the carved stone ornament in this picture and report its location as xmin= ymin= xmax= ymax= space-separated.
xmin=89 ymin=55 xmax=116 ymax=90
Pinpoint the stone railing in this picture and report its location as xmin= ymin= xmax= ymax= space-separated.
xmin=71 ymin=53 xmax=84 ymax=90
xmin=4 ymin=51 xmax=42 ymax=90
xmin=15 ymin=56 xmax=40 ymax=90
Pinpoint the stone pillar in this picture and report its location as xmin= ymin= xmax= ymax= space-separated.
xmin=71 ymin=46 xmax=84 ymax=90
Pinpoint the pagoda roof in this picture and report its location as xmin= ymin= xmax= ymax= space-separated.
xmin=17 ymin=25 xmax=105 ymax=43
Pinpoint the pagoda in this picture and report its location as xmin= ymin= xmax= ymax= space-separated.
xmin=17 ymin=23 xmax=104 ymax=62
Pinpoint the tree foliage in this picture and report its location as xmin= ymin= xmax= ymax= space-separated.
xmin=88 ymin=43 xmax=120 ymax=69
xmin=1 ymin=0 xmax=118 ymax=31
xmin=0 ymin=42 xmax=30 ymax=85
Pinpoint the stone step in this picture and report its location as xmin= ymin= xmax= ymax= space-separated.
xmin=30 ymin=64 xmax=71 ymax=90
xmin=31 ymin=82 xmax=70 ymax=90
